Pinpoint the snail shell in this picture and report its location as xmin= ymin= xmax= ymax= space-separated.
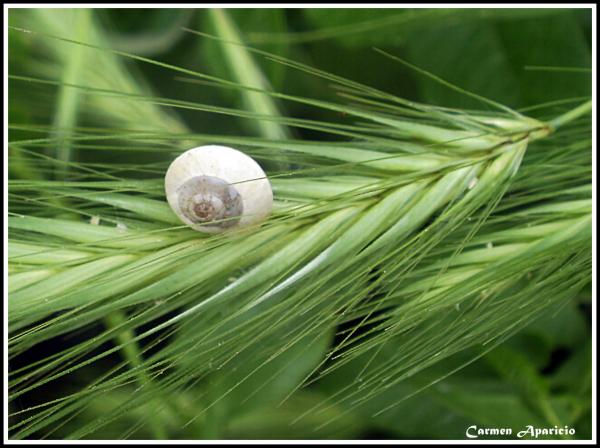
xmin=165 ymin=145 xmax=273 ymax=233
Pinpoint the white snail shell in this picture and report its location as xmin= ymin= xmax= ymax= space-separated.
xmin=165 ymin=145 xmax=273 ymax=233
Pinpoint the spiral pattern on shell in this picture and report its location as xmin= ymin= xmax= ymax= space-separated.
xmin=176 ymin=176 xmax=243 ymax=229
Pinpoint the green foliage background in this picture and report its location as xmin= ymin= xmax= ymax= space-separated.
xmin=8 ymin=8 xmax=592 ymax=440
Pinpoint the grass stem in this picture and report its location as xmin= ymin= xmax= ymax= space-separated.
xmin=103 ymin=311 xmax=168 ymax=439
xmin=53 ymin=9 xmax=90 ymax=179
xmin=548 ymin=99 xmax=592 ymax=131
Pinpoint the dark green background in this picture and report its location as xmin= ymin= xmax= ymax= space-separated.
xmin=8 ymin=8 xmax=592 ymax=440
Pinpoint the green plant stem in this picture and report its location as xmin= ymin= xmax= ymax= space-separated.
xmin=53 ymin=8 xmax=90 ymax=180
xmin=208 ymin=9 xmax=290 ymax=141
xmin=548 ymin=99 xmax=592 ymax=131
xmin=103 ymin=311 xmax=168 ymax=439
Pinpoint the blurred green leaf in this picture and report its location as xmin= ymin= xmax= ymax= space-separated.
xmin=100 ymin=9 xmax=194 ymax=56
xmin=402 ymin=21 xmax=521 ymax=109
xmin=225 ymin=391 xmax=364 ymax=439
xmin=496 ymin=11 xmax=591 ymax=106
xmin=485 ymin=346 xmax=562 ymax=429
xmin=211 ymin=328 xmax=334 ymax=415
xmin=526 ymin=299 xmax=588 ymax=350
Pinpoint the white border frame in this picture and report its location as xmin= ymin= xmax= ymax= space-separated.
xmin=3 ymin=3 xmax=596 ymax=445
